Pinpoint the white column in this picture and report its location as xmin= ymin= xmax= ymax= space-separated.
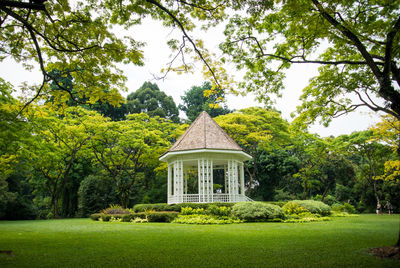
xmin=184 ymin=169 xmax=188 ymax=195
xmin=168 ymin=164 xmax=172 ymax=203
xmin=210 ymin=160 xmax=214 ymax=202
xmin=174 ymin=159 xmax=184 ymax=203
xmin=240 ymin=162 xmax=245 ymax=196
xmin=198 ymin=159 xmax=202 ymax=202
xmin=224 ymin=164 xmax=228 ymax=194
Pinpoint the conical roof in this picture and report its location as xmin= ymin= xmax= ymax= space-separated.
xmin=169 ymin=111 xmax=243 ymax=152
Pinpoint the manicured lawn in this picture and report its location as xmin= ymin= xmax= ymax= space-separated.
xmin=0 ymin=214 xmax=399 ymax=267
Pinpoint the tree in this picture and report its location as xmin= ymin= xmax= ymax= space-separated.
xmin=220 ymin=1 xmax=400 ymax=124
xmin=180 ymin=82 xmax=231 ymax=122
xmin=0 ymin=0 xmax=146 ymax=110
xmin=29 ymin=107 xmax=105 ymax=217
xmin=254 ymin=149 xmax=300 ymax=201
xmin=88 ymin=113 xmax=174 ymax=207
xmin=127 ymin=82 xmax=179 ymax=123
xmin=0 ymin=78 xmax=33 ymax=217
xmin=215 ymin=107 xmax=290 ymax=192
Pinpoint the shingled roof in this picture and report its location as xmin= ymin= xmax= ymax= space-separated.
xmin=168 ymin=111 xmax=243 ymax=152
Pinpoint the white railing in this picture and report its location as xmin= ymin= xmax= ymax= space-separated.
xmin=168 ymin=194 xmax=253 ymax=204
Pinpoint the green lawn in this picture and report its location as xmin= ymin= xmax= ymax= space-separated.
xmin=0 ymin=214 xmax=399 ymax=267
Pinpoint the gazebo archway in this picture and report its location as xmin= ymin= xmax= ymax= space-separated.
xmin=159 ymin=112 xmax=252 ymax=204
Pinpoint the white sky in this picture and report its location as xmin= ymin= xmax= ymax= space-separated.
xmin=0 ymin=17 xmax=381 ymax=137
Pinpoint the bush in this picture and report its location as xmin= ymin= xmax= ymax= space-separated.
xmin=101 ymin=204 xmax=131 ymax=215
xmin=147 ymin=212 xmax=179 ymax=222
xmin=90 ymin=213 xmax=102 ymax=221
xmin=232 ymin=202 xmax=284 ymax=221
xmin=172 ymin=214 xmax=242 ymax=224
xmin=133 ymin=202 xmax=236 ymax=212
xmin=181 ymin=207 xmax=205 ymax=215
xmin=77 ymin=175 xmax=117 ymax=217
xmin=312 ymin=194 xmax=338 ymax=206
xmin=282 ymin=202 xmax=307 ymax=215
xmin=133 ymin=203 xmax=171 ymax=212
xmin=332 ymin=203 xmax=356 ymax=214
xmin=205 ymin=205 xmax=232 ymax=216
xmin=290 ymin=200 xmax=331 ymax=216
xmin=263 ymin=201 xmax=287 ymax=208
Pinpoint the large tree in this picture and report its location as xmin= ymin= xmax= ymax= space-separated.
xmin=28 ymin=106 xmax=106 ymax=217
xmin=220 ymin=1 xmax=400 ymax=123
xmin=180 ymin=81 xmax=231 ymax=122
xmin=88 ymin=113 xmax=175 ymax=207
xmin=127 ymin=82 xmax=179 ymax=123
xmin=0 ymin=0 xmax=146 ymax=110
xmin=215 ymin=107 xmax=290 ymax=192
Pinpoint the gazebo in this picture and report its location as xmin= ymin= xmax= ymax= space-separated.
xmin=159 ymin=111 xmax=253 ymax=204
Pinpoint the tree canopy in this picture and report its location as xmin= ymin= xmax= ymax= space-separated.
xmin=127 ymin=82 xmax=179 ymax=123
xmin=219 ymin=0 xmax=400 ymax=125
xmin=180 ymin=81 xmax=231 ymax=122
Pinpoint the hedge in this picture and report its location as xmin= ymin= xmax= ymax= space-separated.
xmin=290 ymin=200 xmax=331 ymax=216
xmin=90 ymin=211 xmax=178 ymax=223
xmin=232 ymin=202 xmax=285 ymax=221
xmin=133 ymin=203 xmax=235 ymax=212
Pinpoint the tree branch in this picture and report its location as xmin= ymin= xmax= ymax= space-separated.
xmin=145 ymin=0 xmax=222 ymax=89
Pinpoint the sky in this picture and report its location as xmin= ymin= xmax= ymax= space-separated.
xmin=0 ymin=17 xmax=382 ymax=137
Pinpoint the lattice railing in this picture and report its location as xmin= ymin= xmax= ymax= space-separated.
xmin=168 ymin=194 xmax=253 ymax=204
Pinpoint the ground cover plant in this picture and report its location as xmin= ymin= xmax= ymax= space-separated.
xmin=0 ymin=215 xmax=399 ymax=267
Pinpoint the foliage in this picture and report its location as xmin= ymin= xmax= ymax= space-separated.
xmin=215 ymin=107 xmax=291 ymax=191
xmin=133 ymin=202 xmax=235 ymax=212
xmin=290 ymin=200 xmax=331 ymax=216
xmin=253 ymin=149 xmax=300 ymax=200
xmin=332 ymin=203 xmax=357 ymax=214
xmin=221 ymin=0 xmax=400 ymax=126
xmin=28 ymin=106 xmax=107 ymax=217
xmin=88 ymin=113 xmax=174 ymax=207
xmin=282 ymin=202 xmax=307 ymax=215
xmin=172 ymin=214 xmax=241 ymax=225
xmin=101 ymin=204 xmax=132 ymax=215
xmin=312 ymin=194 xmax=338 ymax=206
xmin=283 ymin=216 xmax=331 ymax=223
xmin=146 ymin=211 xmax=179 ymax=223
xmin=205 ymin=205 xmax=231 ymax=217
xmin=179 ymin=81 xmax=231 ymax=122
xmin=181 ymin=207 xmax=205 ymax=215
xmin=133 ymin=203 xmax=171 ymax=212
xmin=0 ymin=0 xmax=145 ymax=110
xmin=231 ymin=202 xmax=284 ymax=221
xmin=77 ymin=175 xmax=117 ymax=217
xmin=127 ymin=82 xmax=180 ymax=123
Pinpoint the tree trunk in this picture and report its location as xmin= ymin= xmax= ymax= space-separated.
xmin=321 ymin=181 xmax=332 ymax=202
xmin=52 ymin=196 xmax=59 ymax=218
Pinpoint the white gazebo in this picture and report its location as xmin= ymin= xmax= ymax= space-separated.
xmin=159 ymin=111 xmax=253 ymax=204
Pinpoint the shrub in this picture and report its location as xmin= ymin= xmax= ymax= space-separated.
xmin=133 ymin=203 xmax=171 ymax=212
xmin=133 ymin=203 xmax=236 ymax=212
xmin=90 ymin=213 xmax=102 ymax=221
xmin=77 ymin=175 xmax=117 ymax=217
xmin=312 ymin=194 xmax=338 ymax=206
xmin=205 ymin=205 xmax=231 ymax=216
xmin=284 ymin=216 xmax=331 ymax=223
xmin=232 ymin=202 xmax=284 ymax=221
xmin=282 ymin=202 xmax=307 ymax=215
xmin=172 ymin=214 xmax=242 ymax=224
xmin=332 ymin=203 xmax=356 ymax=214
xmin=181 ymin=207 xmax=205 ymax=215
xmin=290 ymin=200 xmax=331 ymax=216
xmin=147 ymin=211 xmax=179 ymax=222
xmin=101 ymin=204 xmax=131 ymax=215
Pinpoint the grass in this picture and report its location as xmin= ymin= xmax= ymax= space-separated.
xmin=0 ymin=214 xmax=399 ymax=267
